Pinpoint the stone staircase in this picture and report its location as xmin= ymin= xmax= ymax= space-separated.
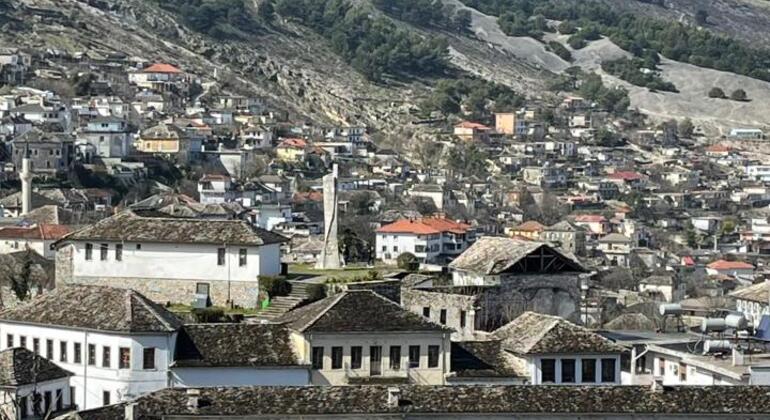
xmin=255 ymin=281 xmax=313 ymax=321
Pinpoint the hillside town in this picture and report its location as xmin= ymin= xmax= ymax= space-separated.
xmin=2 ymin=42 xmax=770 ymax=419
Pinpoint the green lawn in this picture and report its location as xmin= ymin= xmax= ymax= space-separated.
xmin=288 ymin=263 xmax=392 ymax=280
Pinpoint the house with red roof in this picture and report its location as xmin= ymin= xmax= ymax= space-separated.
xmin=0 ymin=224 xmax=70 ymax=259
xmin=454 ymin=121 xmax=492 ymax=142
xmin=128 ymin=63 xmax=188 ymax=91
xmin=276 ymin=138 xmax=309 ymax=162
xmin=506 ymin=220 xmax=545 ymax=240
xmin=376 ymin=216 xmax=476 ymax=264
xmin=606 ymin=171 xmax=647 ymax=191
xmin=705 ymin=144 xmax=731 ymax=158
xmin=706 ymin=259 xmax=755 ymax=279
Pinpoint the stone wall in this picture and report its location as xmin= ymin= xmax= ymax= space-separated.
xmin=64 ymin=276 xmax=260 ymax=309
xmin=54 ymin=244 xmax=74 ymax=286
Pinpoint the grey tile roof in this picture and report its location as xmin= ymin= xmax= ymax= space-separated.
xmin=59 ymin=210 xmax=287 ymax=246
xmin=67 ymin=385 xmax=770 ymax=418
xmin=450 ymin=341 xmax=524 ymax=378
xmin=173 ymin=323 xmax=301 ymax=368
xmin=448 ymin=236 xmax=585 ymax=275
xmin=730 ymin=281 xmax=770 ymax=303
xmin=276 ymin=290 xmax=448 ymax=333
xmin=492 ymin=312 xmax=626 ymax=355
xmin=0 ymin=285 xmax=182 ymax=333
xmin=0 ymin=347 xmax=73 ymax=387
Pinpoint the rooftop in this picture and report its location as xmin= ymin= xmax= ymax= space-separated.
xmin=70 ymin=385 xmax=770 ymax=418
xmin=173 ymin=324 xmax=300 ymax=368
xmin=58 ymin=210 xmax=287 ymax=247
xmin=140 ymin=63 xmax=183 ymax=74
xmin=276 ymin=290 xmax=448 ymax=333
xmin=377 ymin=217 xmax=471 ymax=235
xmin=492 ymin=311 xmax=626 ymax=355
xmin=0 ymin=347 xmax=73 ymax=387
xmin=0 ymin=284 xmax=182 ymax=333
xmin=707 ymin=260 xmax=754 ymax=270
xmin=448 ymin=236 xmax=585 ymax=275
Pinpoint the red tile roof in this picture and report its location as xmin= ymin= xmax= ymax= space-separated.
xmin=455 ymin=121 xmax=491 ymax=130
xmin=681 ymin=256 xmax=695 ymax=266
xmin=0 ymin=224 xmax=70 ymax=241
xmin=608 ymin=171 xmax=644 ymax=181
xmin=512 ymin=221 xmax=545 ymax=232
xmin=574 ymin=215 xmax=607 ymax=223
xmin=293 ymin=191 xmax=323 ymax=204
xmin=141 ymin=63 xmax=183 ymax=74
xmin=707 ymin=260 xmax=754 ymax=270
xmin=706 ymin=144 xmax=731 ymax=153
xmin=377 ymin=217 xmax=471 ymax=235
xmin=278 ymin=138 xmax=308 ymax=149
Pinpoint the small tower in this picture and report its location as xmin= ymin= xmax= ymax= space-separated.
xmin=20 ymin=157 xmax=32 ymax=216
xmin=316 ymin=164 xmax=343 ymax=269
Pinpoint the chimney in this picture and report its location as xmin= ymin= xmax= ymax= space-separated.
xmin=124 ymin=403 xmax=137 ymax=420
xmin=20 ymin=157 xmax=32 ymax=216
xmin=186 ymin=388 xmax=201 ymax=410
xmin=386 ymin=387 xmax=401 ymax=408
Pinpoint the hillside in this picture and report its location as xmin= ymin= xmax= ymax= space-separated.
xmin=1 ymin=0 xmax=769 ymax=134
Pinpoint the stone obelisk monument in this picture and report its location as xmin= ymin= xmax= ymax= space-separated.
xmin=316 ymin=164 xmax=343 ymax=269
xmin=20 ymin=157 xmax=33 ymax=216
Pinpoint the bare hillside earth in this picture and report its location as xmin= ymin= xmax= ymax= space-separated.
xmin=450 ymin=0 xmax=770 ymax=133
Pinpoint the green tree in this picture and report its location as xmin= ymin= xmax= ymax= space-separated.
xmin=258 ymin=0 xmax=275 ymax=22
xmin=11 ymin=254 xmax=33 ymax=302
xmin=397 ymin=252 xmax=419 ymax=271
xmin=694 ymin=9 xmax=708 ymax=25
xmin=708 ymin=87 xmax=726 ymax=98
xmin=730 ymin=89 xmax=748 ymax=101
xmin=678 ymin=118 xmax=694 ymax=138
xmin=557 ymin=20 xmax=576 ymax=35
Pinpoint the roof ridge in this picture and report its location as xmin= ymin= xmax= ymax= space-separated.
xmin=297 ymin=292 xmax=348 ymax=332
xmin=131 ymin=291 xmax=178 ymax=332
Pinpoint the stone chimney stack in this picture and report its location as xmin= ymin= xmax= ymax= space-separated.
xmin=20 ymin=157 xmax=32 ymax=216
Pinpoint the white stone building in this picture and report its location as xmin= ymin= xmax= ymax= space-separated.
xmin=54 ymin=210 xmax=287 ymax=308
xmin=375 ymin=217 xmax=475 ymax=264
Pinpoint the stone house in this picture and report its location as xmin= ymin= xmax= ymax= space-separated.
xmin=54 ymin=210 xmax=287 ymax=308
xmin=10 ymin=128 xmax=74 ymax=176
xmin=276 ymin=290 xmax=452 ymax=385
xmin=0 ymin=347 xmax=74 ymax=419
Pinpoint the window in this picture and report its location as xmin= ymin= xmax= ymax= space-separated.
xmin=561 ymin=359 xmax=576 ymax=383
xmin=85 ymin=243 xmax=93 ymax=260
xmin=415 ymin=245 xmax=426 ymax=253
xmin=119 ymin=347 xmax=131 ymax=369
xmin=44 ymin=391 xmax=51 ymax=414
xmin=427 ymin=345 xmax=440 ymax=368
xmin=422 ymin=307 xmax=430 ymax=318
xmin=370 ymin=346 xmax=382 ymax=376
xmin=601 ymin=358 xmax=616 ymax=383
xmin=541 ymin=359 xmax=556 ymax=383
xmin=136 ymin=244 xmax=142 ymax=250
xmin=33 ymin=338 xmax=39 ymax=354
xmin=115 ymin=244 xmax=123 ymax=261
xmin=311 ymin=347 xmax=324 ymax=369
xmin=239 ymin=248 xmax=247 ymax=266
xmin=74 ymin=343 xmax=82 ymax=364
xmin=439 ymin=309 xmax=447 ymax=325
xmin=217 ymin=248 xmax=226 ymax=265
xmin=102 ymin=346 xmax=111 ymax=368
xmin=350 ymin=346 xmax=362 ymax=369
xmin=460 ymin=310 xmax=467 ymax=329
xmin=88 ymin=344 xmax=96 ymax=365
xmin=331 ymin=347 xmax=343 ymax=370
xmin=19 ymin=396 xmax=27 ymax=417
xmin=393 ymin=246 xmax=398 ymax=252
xmin=658 ymin=358 xmax=665 ymax=376
xmin=60 ymin=341 xmax=68 ymax=362
xmin=5 ymin=334 xmax=11 ymax=348
xmin=102 ymin=391 xmax=110 ymax=406
xmin=408 ymin=345 xmax=420 ymax=368
xmin=46 ymin=339 xmax=53 ymax=359
xmin=56 ymin=389 xmax=63 ymax=411
xmin=100 ymin=244 xmax=108 ymax=261
xmin=679 ymin=363 xmax=688 ymax=382
xmin=19 ymin=336 xmax=26 ymax=348
xmin=581 ymin=359 xmax=596 ymax=383
xmin=143 ymin=348 xmax=156 ymax=369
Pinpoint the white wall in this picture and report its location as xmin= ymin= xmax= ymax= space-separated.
xmin=0 ymin=322 xmax=175 ymax=410
xmin=171 ymin=367 xmax=309 ymax=387
xmin=72 ymin=241 xmax=280 ymax=282
xmin=531 ymin=355 xmax=621 ymax=385
xmin=0 ymin=238 xmax=54 ymax=259
xmin=376 ymin=233 xmax=440 ymax=263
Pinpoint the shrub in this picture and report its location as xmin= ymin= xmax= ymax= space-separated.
xmin=397 ymin=252 xmax=419 ymax=272
xmin=192 ymin=307 xmax=225 ymax=323
xmin=261 ymin=276 xmax=292 ymax=298
xmin=708 ymin=87 xmax=726 ymax=98
xmin=730 ymin=89 xmax=748 ymax=101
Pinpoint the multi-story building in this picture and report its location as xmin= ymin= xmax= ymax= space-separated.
xmin=375 ymin=216 xmax=475 ymax=264
xmin=197 ymin=174 xmax=235 ymax=205
xmin=54 ymin=210 xmax=287 ymax=308
xmin=276 ymin=290 xmax=451 ymax=385
xmin=76 ymin=116 xmax=132 ymax=159
xmin=0 ymin=347 xmax=73 ymax=419
xmin=11 ymin=128 xmax=74 ymax=176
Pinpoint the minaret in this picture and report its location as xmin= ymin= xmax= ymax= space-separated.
xmin=316 ymin=164 xmax=343 ymax=269
xmin=20 ymin=157 xmax=32 ymax=216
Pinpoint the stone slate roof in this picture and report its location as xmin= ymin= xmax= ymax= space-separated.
xmin=58 ymin=210 xmax=287 ymax=247
xmin=448 ymin=236 xmax=585 ymax=275
xmin=450 ymin=341 xmax=524 ymax=378
xmin=67 ymin=385 xmax=770 ymax=418
xmin=276 ymin=290 xmax=448 ymax=333
xmin=492 ymin=312 xmax=625 ymax=355
xmin=730 ymin=281 xmax=770 ymax=303
xmin=173 ymin=323 xmax=300 ymax=368
xmin=0 ymin=347 xmax=73 ymax=387
xmin=0 ymin=285 xmax=181 ymax=333
xmin=0 ymin=191 xmax=59 ymax=209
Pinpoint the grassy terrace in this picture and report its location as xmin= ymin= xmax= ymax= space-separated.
xmin=287 ymin=263 xmax=394 ymax=281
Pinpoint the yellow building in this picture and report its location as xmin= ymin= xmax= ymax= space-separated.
xmin=495 ymin=112 xmax=516 ymax=135
xmin=276 ymin=138 xmax=308 ymax=162
xmin=137 ymin=123 xmax=186 ymax=154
